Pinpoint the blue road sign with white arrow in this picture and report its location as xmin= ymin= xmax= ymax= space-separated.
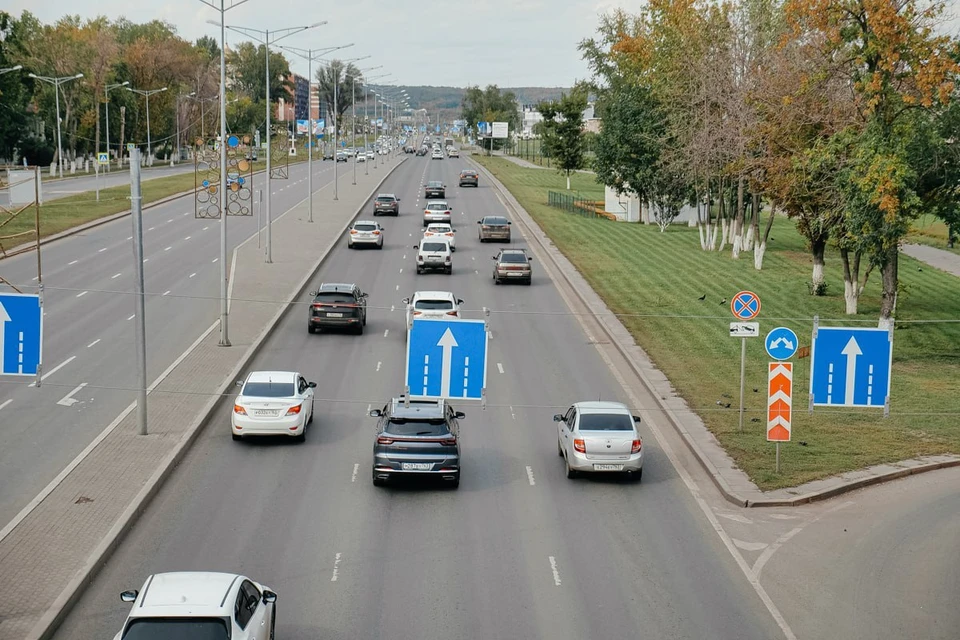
xmin=405 ymin=318 xmax=488 ymax=400
xmin=765 ymin=327 xmax=799 ymax=360
xmin=0 ymin=292 xmax=42 ymax=376
xmin=810 ymin=326 xmax=892 ymax=408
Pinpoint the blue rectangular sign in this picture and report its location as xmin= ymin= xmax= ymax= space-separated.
xmin=405 ymin=318 xmax=487 ymax=400
xmin=810 ymin=326 xmax=892 ymax=408
xmin=0 ymin=292 xmax=42 ymax=376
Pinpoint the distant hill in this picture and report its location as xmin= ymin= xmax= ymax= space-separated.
xmin=399 ymin=86 xmax=571 ymax=122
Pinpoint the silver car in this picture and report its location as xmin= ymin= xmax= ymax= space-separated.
xmin=554 ymin=401 xmax=643 ymax=480
xmin=423 ymin=201 xmax=452 ymax=226
xmin=347 ymin=220 xmax=384 ymax=249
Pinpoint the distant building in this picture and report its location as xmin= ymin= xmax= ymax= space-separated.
xmin=277 ymin=73 xmax=310 ymax=122
xmin=604 ymin=185 xmax=698 ymax=225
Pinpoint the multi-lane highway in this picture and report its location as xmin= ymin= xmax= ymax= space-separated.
xmin=0 ymin=157 xmax=367 ymax=526
xmin=52 ymin=151 xmax=785 ymax=639
xmin=40 ymin=162 xmax=197 ymax=201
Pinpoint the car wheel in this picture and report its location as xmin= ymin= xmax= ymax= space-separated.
xmin=565 ymin=458 xmax=577 ymax=479
xmin=348 ymin=242 xmax=354 ymax=249
xmin=451 ymin=246 xmax=456 ymax=252
xmin=295 ymin=427 xmax=306 ymax=443
xmin=372 ymin=469 xmax=386 ymax=486
xmin=558 ymin=439 xmax=564 ymax=457
xmin=270 ymin=603 xmax=276 ymax=640
xmin=308 ymin=401 xmax=315 ymax=424
xmin=494 ymin=277 xmax=500 ymax=285
xmin=363 ymin=312 xmax=367 ymax=326
xmin=356 ymin=322 xmax=364 ymax=335
xmin=525 ymin=279 xmax=532 ymax=286
xmin=448 ymin=476 xmax=460 ymax=489
xmin=377 ymin=243 xmax=383 ymax=250
xmin=308 ymin=325 xmax=316 ymax=334
xmin=447 ymin=266 xmax=453 ymax=275
xmin=232 ymin=433 xmax=241 ymax=442
xmin=416 ymin=267 xmax=423 ymax=274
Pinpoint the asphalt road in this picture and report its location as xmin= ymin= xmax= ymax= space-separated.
xmin=52 ymin=153 xmax=785 ymax=639
xmin=0 ymin=156 xmax=375 ymax=526
xmin=40 ymin=163 xmax=197 ymax=201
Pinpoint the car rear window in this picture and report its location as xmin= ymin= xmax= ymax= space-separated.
xmin=499 ymin=253 xmax=527 ymax=263
xmin=354 ymin=223 xmax=377 ymax=231
xmin=242 ymin=381 xmax=295 ymax=397
xmin=427 ymin=204 xmax=448 ymax=211
xmin=415 ymin=299 xmax=454 ymax=310
xmin=122 ymin=618 xmax=229 ymax=640
xmin=427 ymin=182 xmax=443 ymax=187
xmin=386 ymin=418 xmax=450 ymax=436
xmin=484 ymin=217 xmax=508 ymax=225
xmin=421 ymin=242 xmax=448 ymax=252
xmin=376 ymin=196 xmax=395 ymax=203
xmin=428 ymin=225 xmax=452 ymax=233
xmin=578 ymin=413 xmax=634 ymax=431
xmin=314 ymin=291 xmax=356 ymax=303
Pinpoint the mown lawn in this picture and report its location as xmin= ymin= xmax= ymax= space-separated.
xmin=476 ymin=155 xmax=960 ymax=490
xmin=1 ymin=154 xmax=310 ymax=247
xmin=909 ymin=214 xmax=958 ymax=254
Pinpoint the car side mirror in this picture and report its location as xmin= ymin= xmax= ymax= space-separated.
xmin=507 ymin=221 xmax=512 ymax=225
xmin=309 ymin=291 xmax=317 ymax=297
xmin=397 ymin=198 xmax=401 ymax=201
xmin=457 ymin=299 xmax=464 ymax=304
xmin=455 ymin=411 xmax=466 ymax=419
xmin=528 ymin=257 xmax=533 ymax=261
xmin=308 ymin=382 xmax=317 ymax=388
xmin=236 ymin=380 xmax=243 ymax=387
xmin=362 ymin=292 xmax=369 ymax=297
xmin=413 ymin=244 xmax=419 ymax=249
xmin=369 ymin=409 xmax=382 ymax=418
xmin=491 ymin=256 xmax=497 ymax=260
xmin=477 ymin=220 xmax=481 ymax=224
xmin=402 ymin=297 xmax=410 ymax=304
xmin=262 ymin=589 xmax=277 ymax=604
xmin=633 ymin=415 xmax=642 ymax=423
xmin=120 ymin=590 xmax=138 ymax=603
xmin=553 ymin=414 xmax=564 ymax=422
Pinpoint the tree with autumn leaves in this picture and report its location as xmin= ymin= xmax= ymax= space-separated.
xmin=581 ymin=0 xmax=959 ymax=321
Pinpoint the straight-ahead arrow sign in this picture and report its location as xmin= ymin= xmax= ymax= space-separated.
xmin=841 ymin=336 xmax=862 ymax=405
xmin=437 ymin=328 xmax=458 ymax=398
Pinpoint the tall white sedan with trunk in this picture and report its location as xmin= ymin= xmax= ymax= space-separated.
xmin=555 ymin=401 xmax=643 ymax=480
xmin=232 ymin=371 xmax=316 ymax=442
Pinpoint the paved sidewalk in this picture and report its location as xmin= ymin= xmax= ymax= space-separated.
xmin=483 ymin=150 xmax=592 ymax=173
xmin=903 ymin=243 xmax=960 ymax=277
xmin=472 ymin=158 xmax=960 ymax=509
xmin=0 ymin=156 xmax=406 ymax=640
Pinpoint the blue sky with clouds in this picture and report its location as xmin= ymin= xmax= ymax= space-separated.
xmin=6 ymin=1 xmax=959 ymax=88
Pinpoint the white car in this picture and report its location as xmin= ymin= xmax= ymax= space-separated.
xmin=423 ymin=201 xmax=452 ymax=226
xmin=232 ymin=370 xmax=315 ymax=442
xmin=447 ymin=148 xmax=460 ymax=157
xmin=432 ymin=149 xmax=444 ymax=159
xmin=423 ymin=223 xmax=456 ymax=250
xmin=348 ymin=220 xmax=384 ymax=249
xmin=414 ymin=238 xmax=453 ymax=274
xmin=555 ymin=401 xmax=644 ymax=480
xmin=403 ymin=290 xmax=464 ymax=331
xmin=356 ymin=154 xmax=366 ymax=163
xmin=366 ymin=150 xmax=375 ymax=160
xmin=114 ymin=572 xmax=277 ymax=640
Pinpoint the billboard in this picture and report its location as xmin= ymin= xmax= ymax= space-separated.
xmin=477 ymin=122 xmax=491 ymax=136
xmin=296 ymin=120 xmax=309 ymax=134
xmin=492 ymin=122 xmax=509 ymax=139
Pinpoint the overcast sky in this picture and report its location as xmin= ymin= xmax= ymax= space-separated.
xmin=6 ymin=1 xmax=959 ymax=88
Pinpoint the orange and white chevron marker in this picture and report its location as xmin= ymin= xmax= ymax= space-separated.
xmin=767 ymin=362 xmax=792 ymax=442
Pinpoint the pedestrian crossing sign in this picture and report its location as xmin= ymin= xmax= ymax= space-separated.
xmin=98 ymin=152 xmax=109 ymax=165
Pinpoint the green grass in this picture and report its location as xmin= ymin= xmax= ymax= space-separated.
xmin=0 ymin=154 xmax=309 ymax=249
xmin=908 ymin=214 xmax=958 ymax=254
xmin=475 ymin=155 xmax=960 ymax=491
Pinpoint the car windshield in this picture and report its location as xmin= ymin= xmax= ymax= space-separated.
xmin=499 ymin=253 xmax=528 ymax=263
xmin=242 ymin=381 xmax=295 ymax=397
xmin=421 ymin=242 xmax=448 ymax=252
xmin=484 ymin=217 xmax=508 ymax=225
xmin=578 ymin=413 xmax=634 ymax=431
xmin=415 ymin=299 xmax=454 ymax=310
xmin=376 ymin=196 xmax=395 ymax=203
xmin=314 ymin=291 xmax=356 ymax=303
xmin=122 ymin=618 xmax=229 ymax=640
xmin=386 ymin=418 xmax=450 ymax=436
xmin=354 ymin=223 xmax=377 ymax=231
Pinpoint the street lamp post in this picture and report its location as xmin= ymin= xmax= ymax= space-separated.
xmin=127 ymin=86 xmax=168 ymax=166
xmin=328 ymin=55 xmax=369 ymax=201
xmin=28 ymin=72 xmax=83 ymax=178
xmin=104 ymin=80 xmax=129 ymax=171
xmin=352 ymin=65 xmax=381 ymax=185
xmin=221 ymin=21 xmax=324 ymax=264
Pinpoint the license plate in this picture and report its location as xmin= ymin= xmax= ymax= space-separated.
xmin=594 ymin=464 xmax=624 ymax=471
xmin=253 ymin=409 xmax=278 ymax=417
xmin=327 ymin=312 xmax=343 ymax=318
xmin=402 ymin=462 xmax=433 ymax=471
xmin=507 ymin=272 xmax=524 ymax=276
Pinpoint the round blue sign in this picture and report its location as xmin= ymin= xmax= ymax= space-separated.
xmin=227 ymin=135 xmax=239 ymax=148
xmin=765 ymin=327 xmax=799 ymax=360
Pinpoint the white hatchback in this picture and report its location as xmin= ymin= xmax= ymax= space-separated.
xmin=414 ymin=238 xmax=453 ymax=274
xmin=402 ymin=290 xmax=463 ymax=331
xmin=348 ymin=220 xmax=384 ymax=249
xmin=114 ymin=572 xmax=277 ymax=640
xmin=423 ymin=223 xmax=456 ymax=250
xmin=423 ymin=201 xmax=452 ymax=226
xmin=232 ymin=371 xmax=315 ymax=442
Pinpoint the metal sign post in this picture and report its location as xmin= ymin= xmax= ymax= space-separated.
xmin=730 ymin=291 xmax=762 ymax=431
xmin=129 ymin=149 xmax=148 ymax=435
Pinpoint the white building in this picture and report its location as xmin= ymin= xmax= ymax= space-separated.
xmin=604 ymin=185 xmax=699 ymax=225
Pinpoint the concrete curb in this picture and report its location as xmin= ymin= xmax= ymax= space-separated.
xmin=470 ymin=158 xmax=960 ymax=509
xmin=31 ymin=157 xmax=408 ymax=640
xmin=2 ymin=160 xmax=313 ymax=260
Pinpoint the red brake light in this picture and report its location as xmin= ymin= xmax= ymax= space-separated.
xmin=632 ymin=439 xmax=642 ymax=454
xmin=234 ymin=404 xmax=247 ymax=415
xmin=414 ymin=311 xmax=423 ymax=316
xmin=372 ymin=230 xmax=381 ymax=235
xmin=573 ymin=439 xmax=586 ymax=453
xmin=445 ymin=311 xmax=458 ymax=316
xmin=377 ymin=436 xmax=394 ymax=445
xmin=350 ymin=229 xmax=358 ymax=234
xmin=285 ymin=404 xmax=302 ymax=416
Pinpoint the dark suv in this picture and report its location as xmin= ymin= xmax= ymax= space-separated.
xmin=307 ymin=283 xmax=368 ymax=334
xmin=373 ymin=194 xmax=400 ymax=216
xmin=424 ymin=181 xmax=445 ymax=199
xmin=370 ymin=397 xmax=464 ymax=488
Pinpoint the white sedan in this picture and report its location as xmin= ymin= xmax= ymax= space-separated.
xmin=423 ymin=223 xmax=456 ymax=250
xmin=232 ymin=370 xmax=315 ymax=442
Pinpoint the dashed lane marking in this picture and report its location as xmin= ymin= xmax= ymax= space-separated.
xmin=111 ymin=273 xmax=121 ymax=279
xmin=549 ymin=556 xmax=562 ymax=586
xmin=87 ymin=339 xmax=100 ymax=348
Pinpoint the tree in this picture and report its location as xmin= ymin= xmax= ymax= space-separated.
xmin=227 ymin=42 xmax=291 ymax=105
xmin=0 ymin=12 xmax=37 ymax=162
xmin=536 ymin=85 xmax=588 ymax=190
xmin=314 ymin=59 xmax=362 ymax=135
xmin=195 ymin=35 xmax=220 ymax=60
xmin=460 ymin=84 xmax=519 ymax=149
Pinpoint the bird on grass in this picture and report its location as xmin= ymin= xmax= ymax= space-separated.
xmin=753 ymin=387 xmax=759 ymax=393
xmin=719 ymin=298 xmax=727 ymax=305
xmin=698 ymin=294 xmax=706 ymax=301
xmin=917 ymin=267 xmax=923 ymax=272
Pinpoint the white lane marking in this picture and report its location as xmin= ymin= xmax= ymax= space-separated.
xmin=189 ymin=273 xmax=196 ymax=278
xmin=86 ymin=339 xmax=101 ymax=348
xmin=497 ymin=362 xmax=504 ymax=374
xmin=474 ymin=270 xmax=478 ymax=275
xmin=383 ymin=329 xmax=389 ymax=338
xmin=390 ymin=305 xmax=395 ymax=312
xmin=0 ymin=399 xmax=12 ymax=411
xmin=184 ymin=236 xmax=191 ymax=240
xmin=403 ymin=254 xmax=406 ymax=259
xmin=76 ymin=291 xmax=87 ymax=298
xmin=376 ymin=361 xmax=382 ymax=372
xmin=28 ymin=356 xmax=76 ymax=387
xmin=212 ymin=258 xmax=218 ymax=263
xmin=733 ymin=539 xmax=769 ymax=552
xmin=183 ymin=212 xmax=189 ymax=216
xmin=752 ymin=500 xmax=853 ymax=580
xmin=127 ymin=314 xmax=135 ymax=320
xmin=526 ymin=466 xmax=536 ymax=486
xmin=717 ymin=512 xmax=754 ymax=525
xmin=148 ymin=226 xmax=155 ymax=231
xmin=126 ymin=236 xmax=133 ymax=241
xmin=68 ymin=260 xmax=78 ymax=266
xmin=143 ymin=258 xmax=149 ymax=263
xmin=331 ymin=552 xmax=342 ymax=582
xmin=510 ymin=405 xmax=516 ymax=420
xmin=164 ymin=246 xmax=172 ymax=251
xmin=202 ymin=226 xmax=209 ymax=231
xmin=366 ymin=404 xmax=371 ymax=415
xmin=56 ymin=383 xmax=87 ymax=407
xmin=98 ymin=247 xmax=108 ymax=253
xmin=163 ymin=291 xmax=171 ymax=296
xmin=351 ymin=463 xmax=359 ymax=483
xmin=549 ymin=556 xmax=562 ymax=586
xmin=399 ymin=268 xmax=403 ymax=274
xmin=111 ymin=273 xmax=121 ymax=279
xmin=472 ymin=256 xmax=476 ymax=261
xmin=167 ymin=218 xmax=173 ymax=223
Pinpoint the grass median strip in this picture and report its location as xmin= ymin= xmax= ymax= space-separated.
xmin=475 ymin=155 xmax=960 ymax=491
